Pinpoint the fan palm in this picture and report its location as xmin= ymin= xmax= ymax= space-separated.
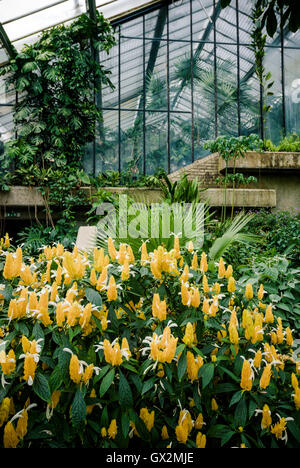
xmin=208 ymin=211 xmax=261 ymax=270
xmin=96 ymin=198 xmax=210 ymax=257
xmin=93 ymin=196 xmax=260 ymax=271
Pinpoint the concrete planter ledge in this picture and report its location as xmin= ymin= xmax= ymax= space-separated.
xmin=201 ymin=188 xmax=276 ymax=208
xmin=0 ymin=186 xmax=45 ymax=207
xmin=0 ymin=186 xmax=276 ymax=209
xmin=219 ymin=151 xmax=300 ymax=172
xmin=0 ymin=186 xmax=164 ymax=207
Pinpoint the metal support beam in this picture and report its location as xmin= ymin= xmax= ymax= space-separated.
xmin=87 ymin=0 xmax=97 ymax=21
xmin=0 ymin=23 xmax=15 ymax=59
xmin=87 ymin=0 xmax=103 ymax=175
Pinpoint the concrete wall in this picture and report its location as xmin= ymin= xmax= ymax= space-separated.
xmin=169 ymin=151 xmax=300 ymax=213
xmin=0 ymin=149 xmax=298 ymax=219
xmin=219 ymin=151 xmax=300 ymax=172
xmin=168 ymin=153 xmax=220 ymax=187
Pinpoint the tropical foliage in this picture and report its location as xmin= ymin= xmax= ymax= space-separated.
xmin=0 ymin=234 xmax=299 ymax=448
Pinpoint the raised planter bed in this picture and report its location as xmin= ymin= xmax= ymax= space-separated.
xmin=218 ymin=151 xmax=300 ymax=212
xmin=219 ymin=151 xmax=300 ymax=172
xmin=201 ymin=188 xmax=276 ymax=208
xmin=0 ymin=186 xmax=276 ymax=216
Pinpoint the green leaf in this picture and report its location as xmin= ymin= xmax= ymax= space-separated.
xmin=32 ymin=321 xmax=45 ymax=343
xmin=58 ymin=347 xmax=71 ymax=382
xmin=266 ymin=7 xmax=278 ymax=38
xmin=221 ymin=430 xmax=235 ymax=447
xmin=71 ymin=387 xmax=86 ymax=432
xmin=175 ymin=343 xmax=186 ymax=357
xmin=1 ymin=284 xmax=13 ymax=301
xmin=177 ymin=349 xmax=187 ymax=382
xmin=22 ymin=62 xmax=38 ymax=73
xmin=49 ymin=366 xmax=63 ymax=393
xmin=234 ymin=397 xmax=247 ymax=428
xmin=121 ymin=411 xmax=130 ymax=439
xmin=229 ymin=390 xmax=243 ymax=407
xmin=85 ymin=288 xmax=102 ymax=307
xmin=219 ymin=365 xmax=240 ymax=383
xmin=119 ymin=370 xmax=133 ymax=408
xmin=288 ymin=420 xmax=300 ymax=443
xmin=199 ymin=363 xmax=214 ymax=389
xmin=141 ymin=377 xmax=156 ymax=395
xmin=33 ymin=373 xmax=51 ymax=403
xmin=221 ymin=0 xmax=232 ymax=8
xmin=100 ymin=368 xmax=115 ymax=397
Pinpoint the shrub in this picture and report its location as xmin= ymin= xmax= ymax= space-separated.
xmin=264 ymin=133 xmax=300 ymax=152
xmin=0 ymin=235 xmax=299 ymax=448
xmin=222 ymin=210 xmax=300 ymax=269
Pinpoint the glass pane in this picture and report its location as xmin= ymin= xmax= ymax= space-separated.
xmin=238 ymin=0 xmax=254 ymax=45
xmin=264 ymin=47 xmax=283 ymax=144
xmin=0 ymin=105 xmax=14 ymax=142
xmin=193 ymin=42 xmax=216 ymax=151
xmin=121 ymin=110 xmax=143 ymax=174
xmin=284 ymin=31 xmax=300 ymax=135
xmin=120 ymin=37 xmax=143 ymax=110
xmin=146 ymin=111 xmax=168 ymax=174
xmin=170 ymin=113 xmax=192 ymax=172
xmin=3 ymin=0 xmax=86 ymax=44
xmin=216 ymin=45 xmax=238 ymax=136
xmin=216 ymin=4 xmax=237 ymax=44
xmin=96 ymin=110 xmax=119 ymax=174
xmin=169 ymin=0 xmax=191 ymax=41
xmin=192 ymin=0 xmax=214 ymax=44
xmin=145 ymin=7 xmax=167 ymax=41
xmin=99 ymin=42 xmax=119 ymax=109
xmin=0 ymin=73 xmax=15 ymax=105
xmin=0 ymin=47 xmax=9 ymax=67
xmin=169 ymin=41 xmax=192 ymax=113
xmin=145 ymin=39 xmax=168 ymax=111
xmin=121 ymin=16 xmax=142 ymax=38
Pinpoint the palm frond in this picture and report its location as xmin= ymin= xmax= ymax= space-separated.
xmin=208 ymin=212 xmax=261 ymax=269
xmin=96 ymin=200 xmax=210 ymax=258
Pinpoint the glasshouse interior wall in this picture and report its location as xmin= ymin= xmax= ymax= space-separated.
xmin=0 ymin=0 xmax=299 ymax=178
xmin=80 ymin=0 xmax=300 ymax=176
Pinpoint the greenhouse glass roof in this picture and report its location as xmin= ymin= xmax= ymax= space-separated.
xmin=0 ymin=0 xmax=161 ymax=61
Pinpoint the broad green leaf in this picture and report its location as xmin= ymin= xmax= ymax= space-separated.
xmin=177 ymin=349 xmax=187 ymax=382
xmin=234 ymin=397 xmax=247 ymax=428
xmin=71 ymin=388 xmax=86 ymax=432
xmin=229 ymin=390 xmax=243 ymax=407
xmin=199 ymin=363 xmax=214 ymax=389
xmin=100 ymin=368 xmax=115 ymax=397
xmin=141 ymin=377 xmax=156 ymax=395
xmin=85 ymin=288 xmax=102 ymax=307
xmin=33 ymin=373 xmax=51 ymax=403
xmin=119 ymin=370 xmax=133 ymax=408
xmin=49 ymin=366 xmax=63 ymax=393
xmin=121 ymin=411 xmax=130 ymax=438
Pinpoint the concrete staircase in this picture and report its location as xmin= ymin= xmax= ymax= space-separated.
xmin=168 ymin=152 xmax=220 ymax=187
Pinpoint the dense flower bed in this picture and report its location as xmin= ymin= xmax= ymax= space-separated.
xmin=0 ymin=234 xmax=299 ymax=448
